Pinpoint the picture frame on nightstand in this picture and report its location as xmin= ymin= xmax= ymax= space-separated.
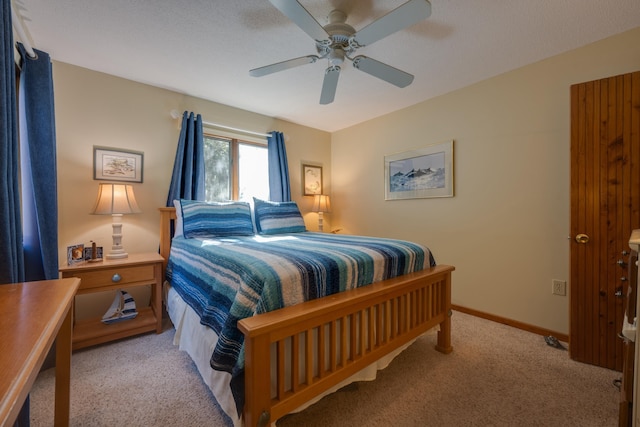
xmin=67 ymin=244 xmax=84 ymax=265
xmin=83 ymin=246 xmax=103 ymax=261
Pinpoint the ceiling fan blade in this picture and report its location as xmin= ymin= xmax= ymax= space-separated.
xmin=320 ymin=66 xmax=341 ymax=105
xmin=351 ymin=0 xmax=431 ymax=47
xmin=352 ymin=56 xmax=414 ymax=88
xmin=250 ymin=55 xmax=319 ymax=77
xmin=269 ymin=0 xmax=329 ymax=41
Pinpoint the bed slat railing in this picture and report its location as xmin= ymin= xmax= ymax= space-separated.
xmin=239 ymin=264 xmax=454 ymax=427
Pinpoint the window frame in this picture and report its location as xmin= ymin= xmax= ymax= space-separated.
xmin=203 ymin=131 xmax=267 ymax=201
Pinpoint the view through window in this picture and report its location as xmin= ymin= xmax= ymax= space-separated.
xmin=203 ymin=135 xmax=269 ymax=202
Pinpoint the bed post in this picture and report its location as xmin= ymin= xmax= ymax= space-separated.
xmin=435 ymin=269 xmax=453 ymax=354
xmin=158 ymin=207 xmax=176 ymax=276
xmin=243 ymin=333 xmax=271 ymax=427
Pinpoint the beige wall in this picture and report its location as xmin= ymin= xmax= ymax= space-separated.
xmin=53 ymin=63 xmax=330 ymax=317
xmin=331 ymin=27 xmax=640 ymax=335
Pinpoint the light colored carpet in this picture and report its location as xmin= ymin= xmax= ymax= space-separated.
xmin=30 ymin=312 xmax=620 ymax=426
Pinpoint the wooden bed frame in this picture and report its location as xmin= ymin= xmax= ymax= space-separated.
xmin=159 ymin=207 xmax=454 ymax=427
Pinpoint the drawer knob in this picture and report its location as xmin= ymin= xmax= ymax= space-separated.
xmin=112 ymin=273 xmax=122 ymax=283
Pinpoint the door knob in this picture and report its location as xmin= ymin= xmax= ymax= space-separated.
xmin=575 ymin=234 xmax=590 ymax=244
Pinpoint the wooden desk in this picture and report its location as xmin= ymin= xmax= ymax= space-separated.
xmin=0 ymin=278 xmax=80 ymax=427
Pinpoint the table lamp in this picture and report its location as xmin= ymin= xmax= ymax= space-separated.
xmin=311 ymin=194 xmax=331 ymax=232
xmin=91 ymin=183 xmax=141 ymax=259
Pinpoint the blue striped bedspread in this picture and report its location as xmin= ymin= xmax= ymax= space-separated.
xmin=166 ymin=231 xmax=435 ymax=399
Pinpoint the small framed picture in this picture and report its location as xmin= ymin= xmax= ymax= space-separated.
xmin=302 ymin=164 xmax=323 ymax=196
xmin=94 ymin=146 xmax=144 ymax=183
xmin=67 ymin=244 xmax=85 ymax=265
xmin=83 ymin=246 xmax=103 ymax=261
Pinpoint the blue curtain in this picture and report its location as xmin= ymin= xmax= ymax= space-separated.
xmin=267 ymin=131 xmax=291 ymax=202
xmin=18 ymin=43 xmax=59 ymax=281
xmin=166 ymin=111 xmax=205 ymax=204
xmin=0 ymin=0 xmax=24 ymax=285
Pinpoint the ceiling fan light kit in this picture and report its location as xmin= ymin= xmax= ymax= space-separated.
xmin=250 ymin=0 xmax=432 ymax=104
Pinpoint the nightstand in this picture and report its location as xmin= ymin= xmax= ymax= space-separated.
xmin=59 ymin=252 xmax=164 ymax=350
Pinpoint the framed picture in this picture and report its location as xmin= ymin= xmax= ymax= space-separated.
xmin=94 ymin=146 xmax=144 ymax=183
xmin=67 ymin=244 xmax=85 ymax=265
xmin=384 ymin=140 xmax=454 ymax=200
xmin=302 ymin=164 xmax=323 ymax=196
xmin=83 ymin=246 xmax=103 ymax=261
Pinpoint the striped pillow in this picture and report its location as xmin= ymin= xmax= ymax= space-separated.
xmin=181 ymin=200 xmax=254 ymax=238
xmin=253 ymin=198 xmax=307 ymax=234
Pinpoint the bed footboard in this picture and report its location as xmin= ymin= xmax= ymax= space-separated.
xmin=238 ymin=264 xmax=454 ymax=427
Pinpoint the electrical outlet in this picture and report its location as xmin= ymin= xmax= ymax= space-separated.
xmin=552 ymin=279 xmax=567 ymax=296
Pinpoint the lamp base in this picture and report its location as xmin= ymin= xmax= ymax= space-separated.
xmin=106 ymin=250 xmax=129 ymax=260
xmin=107 ymin=214 xmax=129 ymax=259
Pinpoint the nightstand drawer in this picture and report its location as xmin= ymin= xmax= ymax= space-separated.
xmin=70 ymin=264 xmax=156 ymax=290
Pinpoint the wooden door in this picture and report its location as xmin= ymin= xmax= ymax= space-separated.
xmin=570 ymin=71 xmax=640 ymax=370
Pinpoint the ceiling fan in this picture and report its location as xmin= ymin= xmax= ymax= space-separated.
xmin=250 ymin=0 xmax=432 ymax=105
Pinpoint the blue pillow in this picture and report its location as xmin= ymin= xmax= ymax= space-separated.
xmin=253 ymin=198 xmax=307 ymax=234
xmin=180 ymin=200 xmax=254 ymax=238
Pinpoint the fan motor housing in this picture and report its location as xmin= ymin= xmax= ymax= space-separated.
xmin=324 ymin=10 xmax=355 ymax=36
xmin=319 ymin=10 xmax=356 ymax=57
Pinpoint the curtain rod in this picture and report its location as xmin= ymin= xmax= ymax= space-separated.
xmin=11 ymin=3 xmax=36 ymax=58
xmin=170 ymin=110 xmax=272 ymax=138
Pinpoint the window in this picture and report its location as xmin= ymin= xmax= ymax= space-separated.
xmin=203 ymin=134 xmax=269 ymax=202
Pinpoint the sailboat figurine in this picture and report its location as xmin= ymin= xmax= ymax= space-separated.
xmin=102 ymin=290 xmax=138 ymax=324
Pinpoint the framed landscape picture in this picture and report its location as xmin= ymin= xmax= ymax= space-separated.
xmin=94 ymin=146 xmax=144 ymax=183
xmin=384 ymin=140 xmax=454 ymax=200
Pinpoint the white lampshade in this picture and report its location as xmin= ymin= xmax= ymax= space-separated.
xmin=312 ymin=194 xmax=331 ymax=213
xmin=91 ymin=183 xmax=141 ymax=259
xmin=91 ymin=183 xmax=141 ymax=215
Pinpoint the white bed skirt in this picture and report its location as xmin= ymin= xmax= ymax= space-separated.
xmin=164 ymin=283 xmax=417 ymax=427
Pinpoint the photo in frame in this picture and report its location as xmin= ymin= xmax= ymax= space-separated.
xmin=384 ymin=140 xmax=454 ymax=200
xmin=302 ymin=164 xmax=323 ymax=196
xmin=94 ymin=146 xmax=144 ymax=183
xmin=67 ymin=244 xmax=85 ymax=265
xmin=83 ymin=246 xmax=103 ymax=261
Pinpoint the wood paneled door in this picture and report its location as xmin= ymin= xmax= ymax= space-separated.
xmin=570 ymin=71 xmax=640 ymax=370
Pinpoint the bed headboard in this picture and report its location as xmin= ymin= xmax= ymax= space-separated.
xmin=159 ymin=207 xmax=177 ymax=274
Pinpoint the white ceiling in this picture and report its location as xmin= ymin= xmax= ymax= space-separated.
xmin=13 ymin=0 xmax=640 ymax=133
